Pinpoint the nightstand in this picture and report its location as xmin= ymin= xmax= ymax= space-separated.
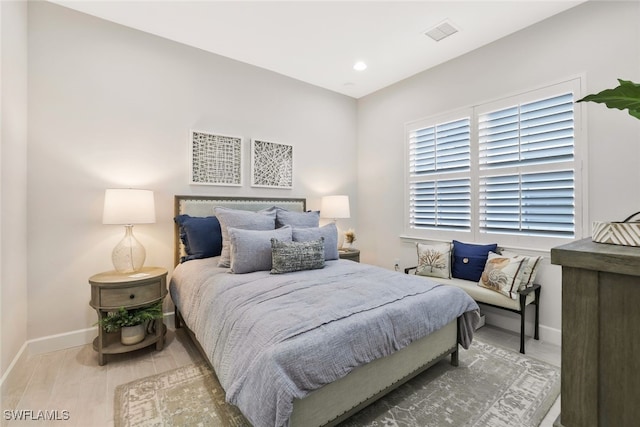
xmin=339 ymin=248 xmax=360 ymax=262
xmin=89 ymin=266 xmax=167 ymax=365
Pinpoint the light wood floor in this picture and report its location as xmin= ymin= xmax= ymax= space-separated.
xmin=1 ymin=324 xmax=560 ymax=427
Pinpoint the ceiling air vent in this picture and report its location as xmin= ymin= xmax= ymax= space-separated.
xmin=425 ymin=20 xmax=459 ymax=42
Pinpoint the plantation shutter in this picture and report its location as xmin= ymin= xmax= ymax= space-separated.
xmin=479 ymin=170 xmax=575 ymax=237
xmin=408 ymin=118 xmax=471 ymax=231
xmin=478 ymin=93 xmax=574 ymax=168
xmin=477 ymin=93 xmax=576 ymax=238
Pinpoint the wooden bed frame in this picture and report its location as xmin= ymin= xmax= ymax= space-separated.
xmin=172 ymin=195 xmax=460 ymax=427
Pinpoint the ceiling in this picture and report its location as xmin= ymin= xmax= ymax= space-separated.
xmin=50 ymin=1 xmax=585 ymax=99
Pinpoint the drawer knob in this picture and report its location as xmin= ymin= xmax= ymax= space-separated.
xmin=129 ymin=294 xmax=135 ymax=299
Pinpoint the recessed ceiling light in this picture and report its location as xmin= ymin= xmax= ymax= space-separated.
xmin=353 ymin=61 xmax=367 ymax=71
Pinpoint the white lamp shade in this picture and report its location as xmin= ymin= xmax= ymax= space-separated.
xmin=103 ymin=189 xmax=156 ymax=225
xmin=321 ymin=195 xmax=350 ymax=219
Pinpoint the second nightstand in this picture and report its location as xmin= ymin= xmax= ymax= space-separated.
xmin=89 ymin=266 xmax=167 ymax=365
xmin=339 ymin=248 xmax=360 ymax=262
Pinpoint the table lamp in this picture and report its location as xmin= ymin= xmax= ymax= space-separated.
xmin=320 ymin=195 xmax=350 ymax=248
xmin=102 ymin=188 xmax=156 ymax=273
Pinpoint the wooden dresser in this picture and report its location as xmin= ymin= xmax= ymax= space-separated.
xmin=551 ymin=238 xmax=640 ymax=427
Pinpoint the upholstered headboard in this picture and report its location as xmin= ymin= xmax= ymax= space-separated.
xmin=173 ymin=195 xmax=306 ymax=266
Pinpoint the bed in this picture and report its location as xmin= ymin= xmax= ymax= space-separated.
xmin=169 ymin=195 xmax=480 ymax=427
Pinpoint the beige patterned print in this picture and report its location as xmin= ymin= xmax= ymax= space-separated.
xmin=480 ymin=257 xmax=511 ymax=291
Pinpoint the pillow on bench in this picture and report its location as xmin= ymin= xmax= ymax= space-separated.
xmin=477 ymin=251 xmax=544 ymax=299
xmin=478 ymin=251 xmax=526 ymax=299
xmin=415 ymin=242 xmax=452 ymax=279
xmin=452 ymin=240 xmax=497 ymax=282
xmin=500 ymin=250 xmax=543 ymax=289
xmin=413 ymin=240 xmax=543 ymax=300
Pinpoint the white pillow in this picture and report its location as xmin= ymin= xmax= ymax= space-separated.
xmin=478 ymin=251 xmax=525 ymax=299
xmin=416 ymin=242 xmax=452 ymax=279
xmin=500 ymin=250 xmax=543 ymax=290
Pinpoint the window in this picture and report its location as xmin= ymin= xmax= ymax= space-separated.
xmin=405 ymin=79 xmax=583 ymax=248
xmin=478 ymin=170 xmax=575 ymax=237
xmin=408 ymin=117 xmax=471 ymax=231
xmin=478 ymin=92 xmax=576 ymax=238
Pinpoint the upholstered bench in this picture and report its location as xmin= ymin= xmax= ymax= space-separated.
xmin=404 ymin=237 xmax=543 ymax=355
xmin=405 ymin=267 xmax=540 ymax=353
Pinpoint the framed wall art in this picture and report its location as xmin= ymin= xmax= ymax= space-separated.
xmin=251 ymin=139 xmax=293 ymax=189
xmin=189 ymin=130 xmax=242 ymax=186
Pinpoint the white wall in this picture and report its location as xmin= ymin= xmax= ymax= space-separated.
xmin=1 ymin=0 xmax=29 ymax=379
xmin=356 ymin=1 xmax=640 ymax=342
xmin=26 ymin=2 xmax=357 ymax=344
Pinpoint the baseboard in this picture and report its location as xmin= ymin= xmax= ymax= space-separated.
xmin=26 ymin=327 xmax=98 ymax=356
xmin=475 ymin=314 xmax=486 ymax=329
xmin=0 ymin=341 xmax=28 ymax=388
xmin=164 ymin=311 xmax=176 ymax=329
xmin=480 ymin=305 xmax=561 ymax=347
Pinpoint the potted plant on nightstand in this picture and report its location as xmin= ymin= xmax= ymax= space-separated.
xmin=343 ymin=228 xmax=356 ymax=249
xmin=96 ymin=302 xmax=163 ymax=345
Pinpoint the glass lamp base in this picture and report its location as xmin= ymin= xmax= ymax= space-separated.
xmin=112 ymin=225 xmax=146 ymax=273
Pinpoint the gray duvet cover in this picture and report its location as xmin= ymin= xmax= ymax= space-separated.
xmin=170 ymin=258 xmax=480 ymax=427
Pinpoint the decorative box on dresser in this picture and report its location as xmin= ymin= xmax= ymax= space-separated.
xmin=551 ymin=238 xmax=640 ymax=427
xmin=89 ymin=266 xmax=168 ymax=365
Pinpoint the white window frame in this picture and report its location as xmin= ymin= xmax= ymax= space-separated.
xmin=404 ymin=77 xmax=586 ymax=250
xmin=405 ymin=108 xmax=474 ymax=242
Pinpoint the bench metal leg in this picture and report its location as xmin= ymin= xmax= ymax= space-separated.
xmin=534 ymin=286 xmax=541 ymax=340
xmin=519 ymin=293 xmax=527 ymax=354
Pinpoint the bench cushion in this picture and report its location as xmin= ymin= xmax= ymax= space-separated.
xmin=435 ymin=277 xmax=534 ymax=311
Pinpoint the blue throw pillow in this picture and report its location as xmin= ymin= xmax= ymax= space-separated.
xmin=451 ymin=240 xmax=498 ymax=282
xmin=174 ymin=215 xmax=223 ymax=262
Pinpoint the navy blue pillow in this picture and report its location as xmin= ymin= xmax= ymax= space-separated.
xmin=451 ymin=240 xmax=498 ymax=282
xmin=174 ymin=215 xmax=223 ymax=262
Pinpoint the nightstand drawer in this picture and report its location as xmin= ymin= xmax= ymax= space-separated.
xmin=100 ymin=282 xmax=162 ymax=308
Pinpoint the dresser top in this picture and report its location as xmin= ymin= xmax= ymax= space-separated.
xmin=551 ymin=237 xmax=640 ymax=276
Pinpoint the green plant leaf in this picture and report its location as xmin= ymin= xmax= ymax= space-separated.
xmin=576 ymin=79 xmax=640 ymax=120
xmin=94 ymin=302 xmax=163 ymax=332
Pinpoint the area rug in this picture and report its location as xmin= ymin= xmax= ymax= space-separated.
xmin=114 ymin=340 xmax=560 ymax=427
